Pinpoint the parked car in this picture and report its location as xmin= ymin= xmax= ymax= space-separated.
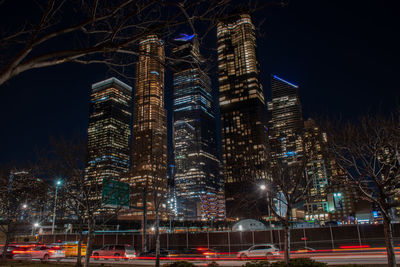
xmin=237 ymin=244 xmax=280 ymax=259
xmin=25 ymin=245 xmax=66 ymax=262
xmin=92 ymin=244 xmax=135 ymax=260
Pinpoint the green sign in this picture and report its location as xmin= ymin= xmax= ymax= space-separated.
xmin=102 ymin=179 xmax=130 ymax=209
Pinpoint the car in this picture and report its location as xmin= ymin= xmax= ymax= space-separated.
xmin=92 ymin=244 xmax=135 ymax=260
xmin=0 ymin=245 xmax=31 ymax=259
xmin=138 ymin=248 xmax=171 ymax=258
xmin=26 ymin=245 xmax=66 ymax=262
xmin=237 ymin=244 xmax=280 ymax=259
xmin=0 ymin=245 xmax=16 ymax=259
xmin=53 ymin=242 xmax=87 ymax=257
xmin=169 ymin=247 xmax=218 ymax=258
xmin=10 ymin=247 xmax=32 ymax=260
xmin=295 ymin=246 xmax=316 ymax=253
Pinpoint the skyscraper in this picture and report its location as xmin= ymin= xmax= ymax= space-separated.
xmin=217 ymin=14 xmax=269 ymax=218
xmin=303 ymin=118 xmax=330 ymax=222
xmin=129 ymin=35 xmax=167 ymax=218
xmin=86 ymin=77 xmax=132 ymax=198
xmin=268 ymin=75 xmax=304 ymax=163
xmin=172 ymin=36 xmax=225 ymax=220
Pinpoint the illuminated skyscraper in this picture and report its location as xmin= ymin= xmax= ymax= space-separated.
xmin=302 ymin=120 xmax=359 ymax=223
xmin=129 ymin=35 xmax=167 ymax=218
xmin=303 ymin=118 xmax=330 ymax=221
xmin=86 ymin=77 xmax=132 ymax=197
xmin=217 ymin=14 xmax=269 ymax=218
xmin=172 ymin=36 xmax=225 ymax=220
xmin=268 ymin=75 xmax=304 ymax=163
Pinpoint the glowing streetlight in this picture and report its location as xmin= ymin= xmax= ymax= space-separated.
xmin=260 ymin=184 xmax=272 ymax=225
xmin=22 ymin=204 xmax=27 ymax=209
xmin=52 ymin=179 xmax=62 ymax=234
xmin=32 ymin=222 xmax=40 ymax=236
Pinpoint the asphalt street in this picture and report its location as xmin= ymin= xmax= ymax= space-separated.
xmin=30 ymin=252 xmax=400 ymax=266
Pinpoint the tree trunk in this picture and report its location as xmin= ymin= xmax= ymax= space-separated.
xmin=383 ymin=215 xmax=396 ymax=267
xmin=76 ymin=232 xmax=83 ymax=267
xmin=84 ymin=222 xmax=94 ymax=267
xmin=155 ymin=209 xmax=160 ymax=267
xmin=283 ymin=223 xmax=291 ymax=264
xmin=1 ymin=226 xmax=11 ymax=263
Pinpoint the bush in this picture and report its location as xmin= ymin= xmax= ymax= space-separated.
xmin=336 ymin=265 xmax=365 ymax=267
xmin=207 ymin=262 xmax=220 ymax=267
xmin=163 ymin=261 xmax=195 ymax=267
xmin=242 ymin=260 xmax=270 ymax=267
xmin=270 ymin=258 xmax=327 ymax=267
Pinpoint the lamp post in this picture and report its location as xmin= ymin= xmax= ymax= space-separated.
xmin=260 ymin=184 xmax=271 ymax=228
xmin=21 ymin=203 xmax=28 ymax=220
xmin=51 ymin=180 xmax=62 ymax=234
xmin=32 ymin=222 xmax=40 ymax=236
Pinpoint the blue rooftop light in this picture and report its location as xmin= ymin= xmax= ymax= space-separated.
xmin=284 ymin=151 xmax=297 ymax=157
xmin=174 ymin=33 xmax=195 ymax=41
xmin=273 ymin=75 xmax=299 ymax=88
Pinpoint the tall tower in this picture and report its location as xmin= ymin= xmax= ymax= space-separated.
xmin=268 ymin=75 xmax=304 ymax=163
xmin=130 ymin=35 xmax=167 ymax=218
xmin=217 ymin=14 xmax=269 ymax=219
xmin=172 ymin=35 xmax=225 ymax=221
xmin=86 ymin=77 xmax=132 ymax=198
xmin=303 ymin=118 xmax=330 ymax=222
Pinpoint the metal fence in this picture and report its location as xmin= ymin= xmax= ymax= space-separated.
xmin=39 ymin=223 xmax=399 ymax=252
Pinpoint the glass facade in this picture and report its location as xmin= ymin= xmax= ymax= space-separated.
xmin=303 ymin=118 xmax=330 ymax=221
xmin=268 ymin=75 xmax=304 ymax=164
xmin=172 ymin=38 xmax=225 ymax=221
xmin=217 ymin=14 xmax=269 ymax=218
xmin=129 ymin=35 xmax=167 ymax=218
xmin=85 ymin=77 xmax=132 ymax=200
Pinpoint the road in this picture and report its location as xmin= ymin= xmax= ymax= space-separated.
xmin=36 ymin=251 xmax=400 ymax=266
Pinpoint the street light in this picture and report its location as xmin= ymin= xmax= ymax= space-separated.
xmin=20 ymin=203 xmax=28 ymax=221
xmin=32 ymin=222 xmax=40 ymax=236
xmin=259 ymin=184 xmax=272 ymax=227
xmin=52 ymin=179 xmax=62 ymax=234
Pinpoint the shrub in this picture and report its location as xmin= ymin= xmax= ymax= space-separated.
xmin=242 ymin=260 xmax=270 ymax=267
xmin=163 ymin=261 xmax=195 ymax=267
xmin=336 ymin=265 xmax=365 ymax=267
xmin=207 ymin=262 xmax=220 ymax=267
xmin=270 ymin=258 xmax=327 ymax=267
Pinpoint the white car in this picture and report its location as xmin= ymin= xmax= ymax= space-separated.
xmin=237 ymin=244 xmax=280 ymax=259
xmin=26 ymin=245 xmax=65 ymax=262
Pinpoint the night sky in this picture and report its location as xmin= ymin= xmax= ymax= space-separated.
xmin=0 ymin=1 xmax=398 ymax=165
